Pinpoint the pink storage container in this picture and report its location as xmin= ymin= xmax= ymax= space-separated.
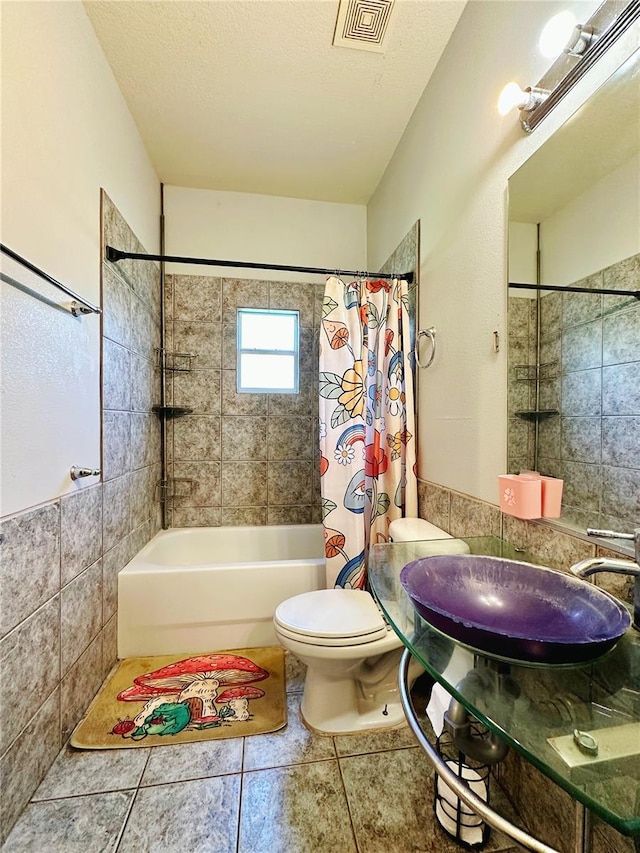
xmin=498 ymin=474 xmax=541 ymax=519
xmin=541 ymin=476 xmax=563 ymax=518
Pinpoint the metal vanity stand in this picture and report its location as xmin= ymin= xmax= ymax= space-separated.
xmin=368 ymin=537 xmax=640 ymax=853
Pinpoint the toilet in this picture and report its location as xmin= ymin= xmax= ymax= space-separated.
xmin=273 ymin=518 xmax=470 ymax=734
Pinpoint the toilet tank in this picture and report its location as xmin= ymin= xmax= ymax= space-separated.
xmin=388 ymin=518 xmax=470 ymax=555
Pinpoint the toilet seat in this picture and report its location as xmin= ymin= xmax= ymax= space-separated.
xmin=274 ymin=589 xmax=388 ymax=647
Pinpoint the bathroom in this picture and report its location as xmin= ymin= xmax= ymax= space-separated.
xmin=1 ymin=0 xmax=638 ymax=850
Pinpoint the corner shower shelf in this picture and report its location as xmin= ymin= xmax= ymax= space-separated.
xmin=513 ymin=363 xmax=559 ymax=382
xmin=157 ymin=349 xmax=197 ymax=372
xmin=515 ymin=409 xmax=559 ymax=422
xmin=156 ymin=478 xmax=196 ymax=503
xmin=152 ymin=405 xmax=194 ymax=419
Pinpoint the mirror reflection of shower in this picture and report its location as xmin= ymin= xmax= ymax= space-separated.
xmin=506 ymin=48 xmax=640 ymax=534
xmin=507 ymin=222 xmax=640 ymax=532
xmin=507 ymin=286 xmax=558 ymax=476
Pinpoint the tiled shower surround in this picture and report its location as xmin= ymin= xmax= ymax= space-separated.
xmin=508 ymin=252 xmax=640 ymax=529
xmin=163 ymin=221 xmax=420 ymax=528
xmin=0 ymin=192 xmax=162 ymax=841
xmin=507 ymin=293 xmax=537 ymax=473
xmin=163 ymin=273 xmax=324 ymax=527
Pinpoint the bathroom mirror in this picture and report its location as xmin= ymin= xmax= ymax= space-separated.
xmin=507 ymin=48 xmax=640 ymax=535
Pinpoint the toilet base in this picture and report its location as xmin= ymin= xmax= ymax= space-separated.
xmin=301 ymin=669 xmax=407 ymax=734
xmin=299 ymin=655 xmax=415 ymax=735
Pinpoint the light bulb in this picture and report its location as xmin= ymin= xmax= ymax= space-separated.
xmin=497 ymin=83 xmax=550 ymax=117
xmin=539 ymin=11 xmax=577 ymax=58
xmin=498 ymin=82 xmax=527 ymax=116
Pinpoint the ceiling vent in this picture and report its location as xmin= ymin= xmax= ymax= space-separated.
xmin=332 ymin=0 xmax=395 ymax=53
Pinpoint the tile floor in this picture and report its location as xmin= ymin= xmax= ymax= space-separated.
xmin=3 ymin=662 xmax=523 ymax=853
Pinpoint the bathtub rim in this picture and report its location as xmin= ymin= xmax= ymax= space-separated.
xmin=121 ymin=523 xmax=326 ymax=574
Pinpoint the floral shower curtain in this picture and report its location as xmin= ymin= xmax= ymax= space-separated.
xmin=319 ymin=275 xmax=418 ymax=589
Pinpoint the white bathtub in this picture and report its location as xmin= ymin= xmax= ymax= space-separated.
xmin=118 ymin=525 xmax=325 ymax=657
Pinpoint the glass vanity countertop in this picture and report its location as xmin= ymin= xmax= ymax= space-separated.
xmin=369 ymin=537 xmax=640 ymax=836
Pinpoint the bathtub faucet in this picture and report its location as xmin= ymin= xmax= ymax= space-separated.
xmin=570 ymin=528 xmax=640 ymax=630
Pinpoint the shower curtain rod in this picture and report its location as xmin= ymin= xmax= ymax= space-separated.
xmin=105 ymin=246 xmax=414 ymax=284
xmin=509 ymin=281 xmax=640 ymax=300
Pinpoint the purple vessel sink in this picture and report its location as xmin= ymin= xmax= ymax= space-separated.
xmin=400 ymin=554 xmax=631 ymax=665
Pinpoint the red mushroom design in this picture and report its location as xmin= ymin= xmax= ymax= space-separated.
xmin=115 ymin=653 xmax=270 ymax=729
xmin=215 ymin=685 xmax=265 ymax=721
xmin=117 ymin=683 xmax=166 ymax=702
xmin=114 ymin=683 xmax=180 ymax=734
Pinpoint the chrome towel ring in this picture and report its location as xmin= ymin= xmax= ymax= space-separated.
xmin=415 ymin=327 xmax=437 ymax=368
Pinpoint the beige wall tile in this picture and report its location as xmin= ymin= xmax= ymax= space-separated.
xmin=173 ymin=320 xmax=221 ymax=369
xmin=417 ymin=479 xmax=450 ymax=532
xmin=267 ymin=461 xmax=313 ymax=505
xmin=222 ymin=277 xmax=268 ymax=320
xmin=175 ymin=275 xmax=222 ymax=322
xmin=102 ymin=411 xmax=132 ymax=481
xmin=0 ymin=503 xmax=60 ymax=638
xmin=0 ymin=689 xmax=60 ymax=845
xmin=221 ymin=461 xmax=267 ymax=507
xmin=449 ymin=490 xmax=501 ymax=537
xmin=102 ymin=615 xmax=118 ymax=676
xmin=60 ymin=631 xmax=104 ymax=743
xmin=60 ymin=560 xmax=103 ymax=676
xmin=220 ymin=506 xmax=268 ymax=526
xmin=102 ymin=475 xmax=131 ymax=552
xmin=171 ymin=505 xmax=222 ymax=527
xmin=0 ymin=598 xmax=60 ymax=755
xmin=173 ymin=461 xmax=221 ymax=507
xmin=222 ymin=416 xmax=267 ymax=461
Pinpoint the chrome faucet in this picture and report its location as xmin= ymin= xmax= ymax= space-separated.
xmin=570 ymin=528 xmax=640 ymax=630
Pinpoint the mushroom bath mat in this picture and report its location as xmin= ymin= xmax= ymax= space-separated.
xmin=70 ymin=647 xmax=286 ymax=749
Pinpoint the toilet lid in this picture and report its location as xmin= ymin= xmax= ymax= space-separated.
xmin=274 ymin=589 xmax=388 ymax=643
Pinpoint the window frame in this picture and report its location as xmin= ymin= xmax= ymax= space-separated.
xmin=236 ymin=307 xmax=300 ymax=394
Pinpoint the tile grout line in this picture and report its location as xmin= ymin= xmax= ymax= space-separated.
xmin=112 ymin=787 xmax=139 ymax=853
xmin=241 ymin=754 xmax=339 ymax=776
xmin=335 ymin=747 xmax=362 ymax=853
xmin=57 ymin=499 xmax=63 ymax=761
xmin=236 ymin=736 xmax=247 ymax=853
xmin=113 ymin=747 xmax=153 ymax=852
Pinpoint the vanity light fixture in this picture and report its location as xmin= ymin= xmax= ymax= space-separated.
xmin=501 ymin=0 xmax=640 ymax=132
xmin=538 ymin=11 xmax=595 ymax=58
xmin=563 ymin=23 xmax=596 ymax=57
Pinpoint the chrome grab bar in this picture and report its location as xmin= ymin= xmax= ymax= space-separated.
xmin=415 ymin=326 xmax=436 ymax=368
xmin=398 ymin=648 xmax=560 ymax=853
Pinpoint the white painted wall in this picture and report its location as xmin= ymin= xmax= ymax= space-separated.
xmin=541 ymin=153 xmax=640 ymax=284
xmin=509 ymin=222 xmax=538 ymax=287
xmin=163 ymin=187 xmax=366 ymax=283
xmin=0 ymin=2 xmax=159 ymax=517
xmin=367 ymin=1 xmax=639 ymax=503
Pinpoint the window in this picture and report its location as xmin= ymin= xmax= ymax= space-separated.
xmin=237 ymin=308 xmax=299 ymax=393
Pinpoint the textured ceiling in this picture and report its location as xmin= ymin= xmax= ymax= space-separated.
xmin=83 ymin=0 xmax=466 ymax=203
